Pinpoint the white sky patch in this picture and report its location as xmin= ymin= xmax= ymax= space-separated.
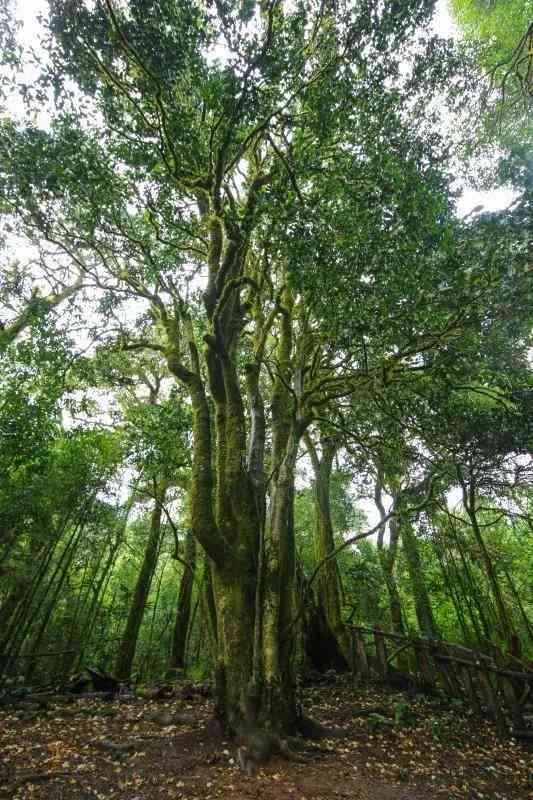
xmin=14 ymin=0 xmax=46 ymax=42
xmin=432 ymin=1 xmax=458 ymax=38
xmin=456 ymin=187 xmax=517 ymax=217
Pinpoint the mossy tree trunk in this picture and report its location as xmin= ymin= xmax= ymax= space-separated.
xmin=164 ymin=256 xmax=307 ymax=732
xmin=259 ymin=291 xmax=301 ymax=726
xmin=380 ymin=517 xmax=405 ymax=636
xmin=305 ymin=432 xmax=351 ymax=668
xmin=167 ymin=349 xmax=280 ymax=729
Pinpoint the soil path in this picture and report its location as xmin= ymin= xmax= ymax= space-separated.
xmin=1 ymin=677 xmax=531 ymax=799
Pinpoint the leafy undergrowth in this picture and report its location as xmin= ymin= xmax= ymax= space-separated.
xmin=1 ymin=676 xmax=531 ymax=800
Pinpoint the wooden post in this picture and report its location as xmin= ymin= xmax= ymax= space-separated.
xmin=441 ymin=646 xmax=464 ymax=698
xmin=499 ymin=675 xmax=525 ymax=731
xmin=374 ymin=631 xmax=389 ymax=677
xmin=431 ymin=643 xmax=461 ymax=697
xmin=353 ymin=631 xmax=369 ymax=678
xmin=435 ymin=658 xmax=458 ymax=697
xmin=478 ymin=669 xmax=507 ymax=734
xmin=460 ymin=665 xmax=482 ymax=715
xmin=413 ymin=639 xmax=436 ymax=687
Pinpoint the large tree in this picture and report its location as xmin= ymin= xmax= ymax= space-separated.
xmin=2 ymin=0 xmax=529 ymax=738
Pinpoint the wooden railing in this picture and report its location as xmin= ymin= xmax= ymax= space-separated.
xmin=349 ymin=626 xmax=533 ymax=739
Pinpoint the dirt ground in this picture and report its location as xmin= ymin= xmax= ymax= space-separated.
xmin=1 ymin=676 xmax=531 ymax=800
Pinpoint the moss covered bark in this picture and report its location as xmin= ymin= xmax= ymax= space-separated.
xmin=305 ymin=434 xmax=351 ymax=668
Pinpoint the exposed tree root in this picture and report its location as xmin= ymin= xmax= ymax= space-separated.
xmin=237 ymin=731 xmax=307 ymax=776
xmin=234 ymin=713 xmax=350 ymax=776
xmin=297 ymin=714 xmax=348 ymax=740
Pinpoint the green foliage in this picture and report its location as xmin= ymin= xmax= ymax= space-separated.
xmin=394 ymin=701 xmax=415 ymax=726
xmin=366 ymin=712 xmax=392 ymax=730
xmin=121 ymin=387 xmax=192 ymax=480
xmin=451 ymin=0 xmax=531 ymax=59
xmin=450 ymin=0 xmax=533 ymax=137
xmin=425 ymin=715 xmax=446 ymax=741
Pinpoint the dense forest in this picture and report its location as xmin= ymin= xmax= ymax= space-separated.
xmin=0 ymin=0 xmax=532 ymax=798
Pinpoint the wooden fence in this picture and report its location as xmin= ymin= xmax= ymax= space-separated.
xmin=349 ymin=626 xmax=533 ymax=739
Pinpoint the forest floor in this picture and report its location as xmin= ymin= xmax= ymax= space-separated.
xmin=1 ymin=675 xmax=531 ymax=800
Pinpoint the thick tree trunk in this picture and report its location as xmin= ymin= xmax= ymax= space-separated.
xmin=177 ymin=359 xmax=269 ymax=729
xmin=260 ymin=426 xmax=301 ymax=731
xmin=164 ymin=247 xmax=303 ymax=735
xmin=255 ymin=296 xmax=302 ymax=730
xmin=115 ymin=483 xmax=167 ymax=681
xmin=211 ymin=557 xmax=257 ymax=723
xmin=169 ymin=529 xmax=196 ymax=671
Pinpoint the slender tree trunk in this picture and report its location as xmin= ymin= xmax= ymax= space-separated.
xmin=60 ymin=557 xmax=92 ymax=676
xmin=75 ymin=525 xmax=124 ymax=671
xmin=467 ymin=508 xmax=513 ymax=645
xmin=142 ymin=556 xmax=168 ymax=680
xmin=115 ymin=482 xmax=167 ymax=680
xmin=432 ymin=532 xmax=474 ymax=644
xmin=169 ymin=529 xmax=196 ymax=671
xmin=0 ymin=507 xmax=79 ymax=673
xmin=459 ymin=471 xmax=515 ymax=647
xmin=445 ymin=513 xmax=494 ymax=642
xmin=24 ymin=525 xmax=84 ymax=682
xmin=374 ymin=478 xmax=406 ymax=637
xmin=380 ymin=519 xmax=406 ymax=636
xmin=502 ymin=563 xmax=533 ymax=646
xmin=0 ymin=506 xmax=88 ymax=681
